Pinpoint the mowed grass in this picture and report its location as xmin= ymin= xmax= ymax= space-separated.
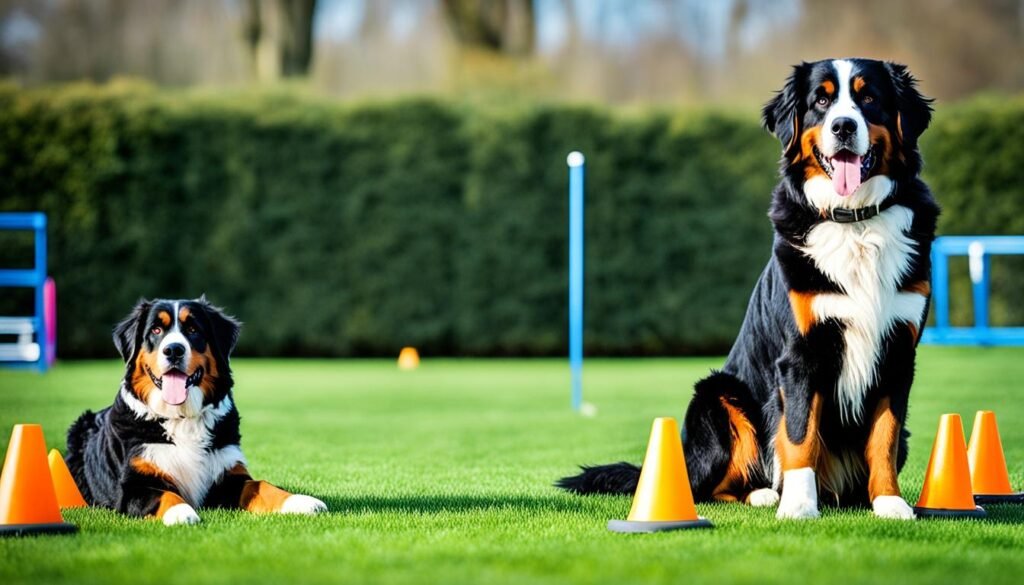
xmin=1 ymin=347 xmax=1023 ymax=585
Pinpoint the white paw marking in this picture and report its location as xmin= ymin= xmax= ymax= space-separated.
xmin=748 ymin=488 xmax=781 ymax=507
xmin=872 ymin=495 xmax=916 ymax=520
xmin=280 ymin=494 xmax=328 ymax=515
xmin=777 ymin=467 xmax=820 ymax=520
xmin=162 ymin=503 xmax=201 ymax=526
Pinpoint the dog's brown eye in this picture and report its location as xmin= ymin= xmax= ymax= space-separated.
xmin=151 ymin=327 xmax=163 ymax=336
xmin=187 ymin=325 xmax=197 ymax=335
xmin=816 ymin=96 xmax=829 ymax=106
xmin=862 ymin=95 xmax=874 ymax=104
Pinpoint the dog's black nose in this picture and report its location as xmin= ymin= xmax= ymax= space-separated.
xmin=831 ymin=117 xmax=858 ymax=140
xmin=163 ymin=343 xmax=185 ymax=360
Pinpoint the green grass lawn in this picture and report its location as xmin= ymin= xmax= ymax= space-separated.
xmin=1 ymin=347 xmax=1023 ymax=585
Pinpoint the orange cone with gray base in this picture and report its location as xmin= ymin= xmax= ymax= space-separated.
xmin=608 ymin=417 xmax=712 ymax=532
xmin=48 ymin=449 xmax=88 ymax=509
xmin=914 ymin=414 xmax=986 ymax=519
xmin=967 ymin=411 xmax=1024 ymax=504
xmin=0 ymin=424 xmax=77 ymax=536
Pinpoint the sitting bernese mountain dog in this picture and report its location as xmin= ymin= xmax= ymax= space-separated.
xmin=559 ymin=58 xmax=938 ymax=520
xmin=65 ymin=297 xmax=327 ymax=525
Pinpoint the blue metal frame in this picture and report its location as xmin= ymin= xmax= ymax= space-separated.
xmin=922 ymin=235 xmax=1024 ymax=346
xmin=0 ymin=212 xmax=49 ymax=371
xmin=568 ymin=152 xmax=585 ymax=411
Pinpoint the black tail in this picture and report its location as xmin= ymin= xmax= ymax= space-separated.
xmin=64 ymin=409 xmax=99 ymax=503
xmin=555 ymin=461 xmax=641 ymax=495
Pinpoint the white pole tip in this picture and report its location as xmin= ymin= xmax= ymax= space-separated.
xmin=567 ymin=151 xmax=585 ymax=167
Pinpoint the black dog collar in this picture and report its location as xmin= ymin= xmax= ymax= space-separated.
xmin=822 ymin=186 xmax=898 ymax=223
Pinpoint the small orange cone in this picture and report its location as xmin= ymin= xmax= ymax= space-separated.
xmin=608 ymin=417 xmax=712 ymax=532
xmin=914 ymin=414 xmax=986 ymax=519
xmin=967 ymin=411 xmax=1024 ymax=504
xmin=48 ymin=449 xmax=88 ymax=509
xmin=0 ymin=424 xmax=77 ymax=536
xmin=397 ymin=347 xmax=420 ymax=370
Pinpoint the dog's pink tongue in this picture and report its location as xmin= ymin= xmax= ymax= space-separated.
xmin=831 ymin=151 xmax=862 ymax=197
xmin=162 ymin=371 xmax=188 ymax=405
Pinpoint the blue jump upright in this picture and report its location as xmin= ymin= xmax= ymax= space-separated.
xmin=567 ymin=152 xmax=585 ymax=411
xmin=0 ymin=212 xmax=51 ymax=371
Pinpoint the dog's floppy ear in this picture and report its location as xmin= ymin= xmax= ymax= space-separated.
xmin=113 ymin=299 xmax=152 ymax=362
xmin=195 ymin=295 xmax=241 ymax=357
xmin=763 ymin=62 xmax=809 ymax=156
xmin=885 ymin=62 xmax=933 ymax=145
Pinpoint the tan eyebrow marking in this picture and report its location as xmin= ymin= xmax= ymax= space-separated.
xmin=157 ymin=311 xmax=171 ymax=327
xmin=820 ymin=80 xmax=835 ymax=95
xmin=853 ymin=76 xmax=866 ymax=92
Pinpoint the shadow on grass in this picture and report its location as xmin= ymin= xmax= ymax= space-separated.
xmin=974 ymin=505 xmax=1024 ymax=525
xmin=316 ymin=493 xmax=1024 ymax=524
xmin=319 ymin=493 xmax=599 ymax=515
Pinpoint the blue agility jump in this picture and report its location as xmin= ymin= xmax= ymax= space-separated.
xmin=0 ymin=212 xmax=55 ymax=371
xmin=922 ymin=235 xmax=1024 ymax=346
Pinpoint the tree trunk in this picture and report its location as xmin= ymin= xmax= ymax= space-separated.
xmin=242 ymin=0 xmax=317 ymax=81
xmin=442 ymin=0 xmax=534 ymax=55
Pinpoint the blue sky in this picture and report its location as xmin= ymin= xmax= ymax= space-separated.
xmin=313 ymin=0 xmax=801 ymax=61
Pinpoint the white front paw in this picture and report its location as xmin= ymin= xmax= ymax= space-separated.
xmin=776 ymin=468 xmax=820 ymax=520
xmin=163 ymin=503 xmax=201 ymax=526
xmin=748 ymin=488 xmax=781 ymax=508
xmin=280 ymin=494 xmax=328 ymax=515
xmin=777 ymin=496 xmax=820 ymax=519
xmin=872 ymin=495 xmax=915 ymax=520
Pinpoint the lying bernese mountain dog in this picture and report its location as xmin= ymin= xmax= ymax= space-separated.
xmin=65 ymin=297 xmax=327 ymax=525
xmin=559 ymin=58 xmax=938 ymax=520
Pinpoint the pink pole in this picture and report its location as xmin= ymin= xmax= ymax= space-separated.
xmin=44 ymin=277 xmax=56 ymax=367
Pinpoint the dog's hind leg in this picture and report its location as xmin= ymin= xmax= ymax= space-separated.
xmin=556 ymin=371 xmax=764 ymax=501
xmin=683 ymin=372 xmax=763 ymax=503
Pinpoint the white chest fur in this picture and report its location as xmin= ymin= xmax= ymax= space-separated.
xmin=800 ymin=205 xmax=926 ymax=423
xmin=123 ymin=389 xmax=246 ymax=507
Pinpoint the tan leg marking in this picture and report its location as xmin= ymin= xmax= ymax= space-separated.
xmin=240 ymin=480 xmax=293 ymax=513
xmin=864 ymin=397 xmax=902 ymax=501
xmin=154 ymin=491 xmax=188 ymax=519
xmin=776 ymin=393 xmax=823 ymax=471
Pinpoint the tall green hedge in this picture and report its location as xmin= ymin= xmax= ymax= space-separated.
xmin=919 ymin=96 xmax=1024 ymax=328
xmin=0 ymin=84 xmax=1021 ymax=357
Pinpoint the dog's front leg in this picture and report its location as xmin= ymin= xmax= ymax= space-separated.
xmin=865 ymin=397 xmax=915 ymax=519
xmin=119 ymin=457 xmax=200 ymax=526
xmin=205 ymin=463 xmax=327 ymax=515
xmin=775 ymin=359 xmax=823 ymax=519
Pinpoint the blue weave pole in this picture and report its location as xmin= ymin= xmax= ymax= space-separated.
xmin=567 ymin=152 xmax=585 ymax=411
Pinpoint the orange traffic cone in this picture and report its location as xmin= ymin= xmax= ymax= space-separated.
xmin=48 ymin=449 xmax=88 ymax=509
xmin=0 ymin=424 xmax=77 ymax=536
xmin=397 ymin=347 xmax=420 ymax=370
xmin=914 ymin=414 xmax=986 ymax=519
xmin=967 ymin=411 xmax=1024 ymax=504
xmin=608 ymin=417 xmax=712 ymax=532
